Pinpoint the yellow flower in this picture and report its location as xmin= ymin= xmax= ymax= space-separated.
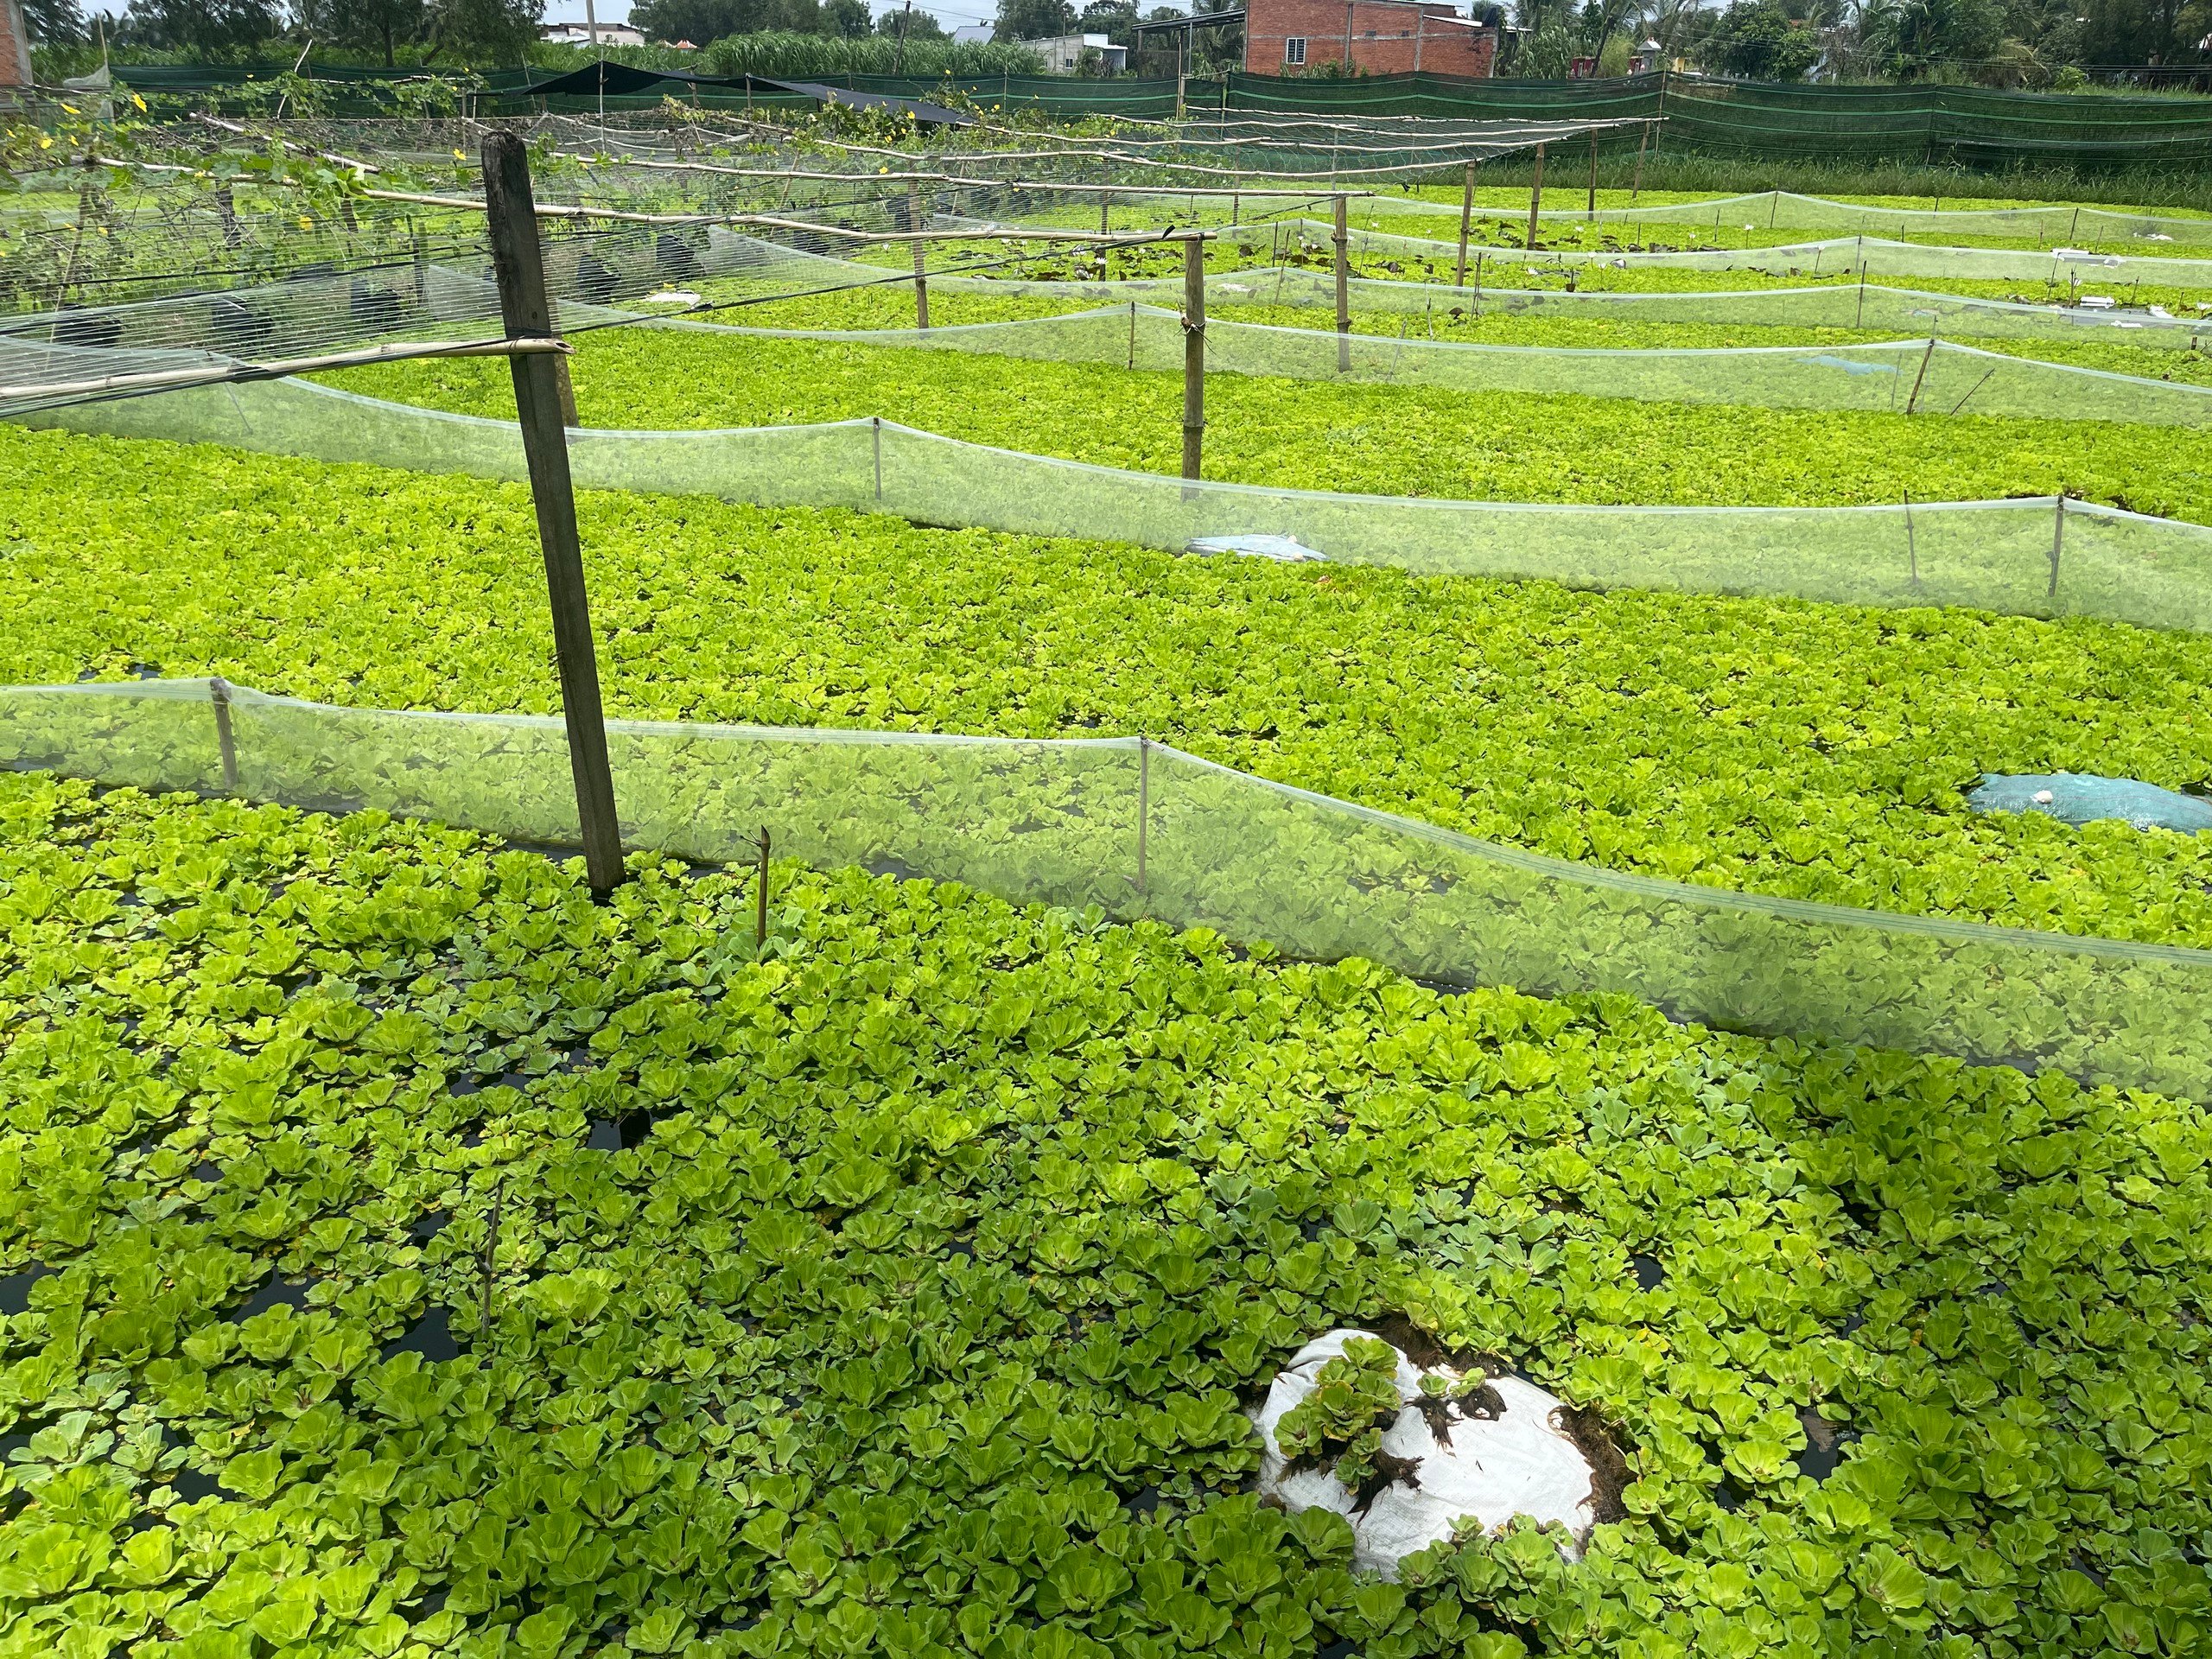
xmin=298 ymin=215 xmax=314 ymax=229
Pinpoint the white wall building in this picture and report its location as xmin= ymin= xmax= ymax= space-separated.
xmin=1016 ymin=32 xmax=1129 ymax=73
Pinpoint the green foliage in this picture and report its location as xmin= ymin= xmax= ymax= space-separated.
xmin=2 ymin=772 xmax=2209 ymax=1656
xmin=698 ymin=27 xmax=1047 ymax=76
xmin=1274 ymin=1337 xmax=1402 ymax=1478
xmin=10 ymin=422 xmax=2212 ymax=954
xmin=1699 ymin=0 xmax=1824 ymax=81
xmin=327 ymin=320 xmax=2212 ymax=525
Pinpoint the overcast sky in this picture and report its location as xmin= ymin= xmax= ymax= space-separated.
xmin=541 ymin=3 xmax=1005 ymax=30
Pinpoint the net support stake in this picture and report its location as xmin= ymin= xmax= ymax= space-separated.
xmin=1904 ymin=493 xmax=1918 ymax=589
xmin=1526 ymin=143 xmax=1545 ymax=251
xmin=1586 ymin=129 xmax=1599 ymax=222
xmin=2050 ymin=495 xmax=2065 ymax=600
xmin=755 ymin=827 xmax=772 ymax=950
xmin=872 ymin=416 xmax=883 ymax=502
xmin=1182 ymin=233 xmax=1206 ymax=485
xmin=909 ymin=182 xmax=930 ymax=330
xmin=1332 ymin=194 xmax=1351 ymax=375
xmin=1630 ymin=121 xmax=1649 ymax=204
xmin=1454 ymin=159 xmax=1474 ymax=289
xmin=1135 ymin=736 xmax=1150 ymax=899
xmin=1100 ymin=188 xmax=1110 ymax=236
xmin=1904 ymin=334 xmax=1936 ymax=416
xmin=211 ymin=677 xmax=239 ymax=794
xmin=481 ymin=130 xmax=626 ymax=896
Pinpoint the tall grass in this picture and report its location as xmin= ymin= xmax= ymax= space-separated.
xmin=699 ymin=33 xmax=1045 ymax=80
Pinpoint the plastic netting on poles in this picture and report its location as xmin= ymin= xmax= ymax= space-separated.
xmin=701 ymin=227 xmax=2212 ymax=351
xmin=1288 ymin=221 xmax=2212 ymax=289
xmin=611 ymin=303 xmax=2212 ymax=427
xmin=1356 ymin=189 xmax=2212 ymax=247
xmin=19 ymin=379 xmax=2212 ymax=634
xmin=8 ymin=677 xmax=2212 ymax=1100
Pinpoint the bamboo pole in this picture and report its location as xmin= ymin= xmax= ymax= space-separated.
xmin=1333 ymin=194 xmax=1351 ymax=374
xmin=1182 ymin=233 xmax=1205 ymax=483
xmin=908 ymin=181 xmax=930 ymax=329
xmin=1454 ymin=159 xmax=1475 ymax=289
xmin=1526 ymin=143 xmax=1546 ymax=251
xmin=480 ymin=130 xmax=625 ymax=895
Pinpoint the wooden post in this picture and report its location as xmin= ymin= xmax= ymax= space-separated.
xmin=1586 ymin=128 xmax=1599 ymax=221
xmin=1182 ymin=233 xmax=1206 ymax=482
xmin=1332 ymin=194 xmax=1351 ymax=373
xmin=211 ymin=677 xmax=239 ymax=792
xmin=1526 ymin=143 xmax=1545 ymax=250
xmin=480 ymin=1177 xmax=505 ymax=1335
xmin=480 ymin=130 xmax=625 ymax=895
xmin=1904 ymin=334 xmax=1936 ymax=414
xmin=2050 ymin=494 xmax=2065 ymax=599
xmin=1135 ymin=735 xmax=1150 ymax=899
xmin=1100 ymin=189 xmax=1110 ymax=236
xmin=908 ymin=182 xmax=930 ymax=329
xmin=754 ymin=827 xmax=772 ymax=949
xmin=1631 ymin=121 xmax=1650 ymax=203
xmin=1454 ymin=159 xmax=1475 ymax=289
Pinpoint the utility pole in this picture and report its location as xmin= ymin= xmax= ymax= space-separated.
xmin=480 ymin=131 xmax=626 ymax=895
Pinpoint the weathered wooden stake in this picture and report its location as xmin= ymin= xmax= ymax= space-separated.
xmin=754 ymin=827 xmax=772 ymax=950
xmin=1526 ymin=143 xmax=1546 ymax=250
xmin=1332 ymin=194 xmax=1351 ymax=373
xmin=1630 ymin=121 xmax=1650 ymax=203
xmin=1586 ymin=129 xmax=1599 ymax=221
xmin=480 ymin=130 xmax=625 ymax=895
xmin=1180 ymin=233 xmax=1207 ymax=482
xmin=211 ymin=677 xmax=239 ymax=792
xmin=1454 ymin=159 xmax=1475 ymax=289
xmin=480 ymin=1176 xmax=505 ymax=1336
xmin=1904 ymin=334 xmax=1937 ymax=414
xmin=1135 ymin=735 xmax=1150 ymax=897
xmin=908 ymin=182 xmax=930 ymax=329
xmin=2050 ymin=494 xmax=2066 ymax=598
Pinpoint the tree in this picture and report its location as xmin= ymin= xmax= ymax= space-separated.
xmin=23 ymin=0 xmax=87 ymax=44
xmin=1701 ymin=0 xmax=1823 ymax=76
xmin=1078 ymin=0 xmax=1138 ymax=46
xmin=426 ymin=0 xmax=542 ymax=59
xmin=118 ymin=0 xmax=280 ymax=51
xmin=296 ymin=0 xmax=429 ymax=65
xmin=821 ymin=0 xmax=870 ymax=33
xmin=994 ymin=0 xmax=1075 ymax=41
xmin=1862 ymin=0 xmax=2004 ymax=74
xmin=630 ymin=0 xmax=823 ymax=40
xmin=876 ymin=4 xmax=949 ymax=38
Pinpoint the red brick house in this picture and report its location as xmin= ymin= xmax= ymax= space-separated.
xmin=1243 ymin=0 xmax=1502 ymax=77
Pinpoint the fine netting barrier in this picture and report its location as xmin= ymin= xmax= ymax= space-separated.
xmin=19 ymin=377 xmax=2212 ymax=633
xmin=1314 ymin=222 xmax=2212 ymax=289
xmin=1355 ymin=188 xmax=2212 ymax=247
xmin=8 ymin=676 xmax=2212 ymax=1101
xmin=626 ymin=302 xmax=2212 ymax=427
xmin=700 ymin=226 xmax=2212 ymax=351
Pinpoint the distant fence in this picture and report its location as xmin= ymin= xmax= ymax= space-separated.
xmin=72 ymin=62 xmax=2212 ymax=171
